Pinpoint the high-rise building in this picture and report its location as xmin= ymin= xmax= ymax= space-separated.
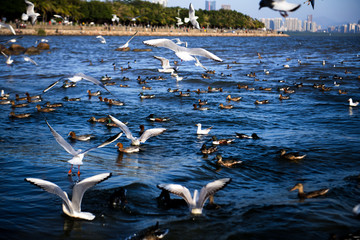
xmin=205 ymin=1 xmax=216 ymax=11
xmin=221 ymin=4 xmax=231 ymax=10
xmin=152 ymin=0 xmax=167 ymax=7
xmin=307 ymin=15 xmax=312 ymax=23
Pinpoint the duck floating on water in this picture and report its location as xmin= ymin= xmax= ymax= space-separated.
xmin=68 ymin=131 xmax=95 ymax=141
xmin=212 ymin=136 xmax=235 ymax=145
xmin=200 ymin=144 xmax=217 ymax=155
xmin=215 ymin=154 xmax=242 ymax=168
xmin=236 ymin=133 xmax=260 ymax=139
xmin=115 ymin=142 xmax=140 ymax=153
xmin=290 ymin=183 xmax=329 ymax=199
xmin=280 ymin=149 xmax=306 ymax=160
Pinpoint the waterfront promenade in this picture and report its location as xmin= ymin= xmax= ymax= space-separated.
xmin=0 ymin=23 xmax=288 ymax=37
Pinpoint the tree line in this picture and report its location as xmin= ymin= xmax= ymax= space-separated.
xmin=0 ymin=0 xmax=264 ymax=29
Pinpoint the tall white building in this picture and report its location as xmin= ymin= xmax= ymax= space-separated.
xmin=152 ymin=0 xmax=167 ymax=7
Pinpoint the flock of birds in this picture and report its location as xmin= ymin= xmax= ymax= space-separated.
xmin=1 ymin=0 xmax=360 ymax=238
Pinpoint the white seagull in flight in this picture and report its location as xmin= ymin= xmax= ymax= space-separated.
xmin=0 ymin=22 xmax=16 ymax=35
xmin=153 ymin=56 xmax=177 ymax=73
xmin=22 ymin=0 xmax=40 ymax=25
xmin=143 ymin=38 xmax=222 ymax=62
xmin=96 ymin=35 xmax=106 ymax=44
xmin=157 ymin=178 xmax=231 ymax=215
xmin=25 ymin=173 xmax=112 ymax=220
xmin=42 ymin=73 xmax=115 ymax=98
xmin=185 ymin=3 xmax=200 ymax=29
xmin=118 ymin=31 xmax=138 ymax=49
xmin=109 ymin=115 xmax=167 ymax=146
xmin=259 ymin=0 xmax=301 ymax=17
xmin=45 ymin=120 xmax=122 ymax=175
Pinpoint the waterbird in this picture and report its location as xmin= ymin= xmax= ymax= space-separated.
xmin=280 ymin=149 xmax=306 ymax=160
xmin=118 ymin=31 xmax=138 ymax=49
xmin=200 ymin=144 xmax=217 ymax=155
xmin=171 ymin=73 xmax=183 ymax=81
xmin=348 ymin=98 xmax=359 ymax=107
xmin=194 ymin=56 xmax=208 ymax=70
xmin=45 ymin=120 xmax=122 ymax=175
xmin=193 ymin=104 xmax=210 ymax=111
xmin=9 ymin=111 xmax=31 ymax=118
xmin=1 ymin=51 xmax=13 ymax=65
xmin=0 ymin=22 xmax=16 ymax=35
xmin=219 ymin=103 xmax=233 ymax=109
xmin=22 ymin=0 xmax=40 ymax=25
xmin=96 ymin=35 xmax=106 ymax=44
xmin=115 ymin=142 xmax=140 ymax=153
xmin=153 ymin=56 xmax=177 ymax=73
xmin=157 ymin=178 xmax=231 ymax=215
xmin=43 ymin=73 xmax=114 ymax=97
xmin=68 ymin=131 xmax=95 ymax=141
xmin=23 ymin=56 xmax=37 ymax=65
xmin=353 ymin=204 xmax=360 ymax=216
xmin=146 ymin=114 xmax=170 ymax=122
xmin=185 ymin=3 xmax=200 ymax=29
xmin=304 ymin=0 xmax=315 ymax=9
xmin=259 ymin=0 xmax=301 ymax=18
xmin=215 ymin=154 xmax=242 ymax=168
xmin=25 ymin=173 xmax=112 ymax=220
xmin=126 ymin=222 xmax=169 ymax=240
xmin=226 ymin=95 xmax=242 ymax=102
xmin=236 ymin=133 xmax=260 ymax=139
xmin=109 ymin=115 xmax=166 ymax=146
xmin=111 ymin=14 xmax=120 ymax=23
xmin=175 ymin=17 xmax=184 ymax=27
xmin=172 ymin=38 xmax=187 ymax=47
xmin=36 ymin=105 xmax=55 ymax=112
xmin=87 ymin=90 xmax=101 ymax=96
xmin=196 ymin=123 xmax=212 ymax=135
xmin=212 ymin=136 xmax=235 ymax=145
xmin=143 ymin=38 xmax=222 ymax=62
xmin=290 ymin=183 xmax=329 ymax=199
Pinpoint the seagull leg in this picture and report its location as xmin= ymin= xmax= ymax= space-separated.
xmin=77 ymin=165 xmax=81 ymax=176
xmin=68 ymin=165 xmax=73 ymax=175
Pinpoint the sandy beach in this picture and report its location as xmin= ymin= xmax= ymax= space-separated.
xmin=0 ymin=24 xmax=288 ymax=37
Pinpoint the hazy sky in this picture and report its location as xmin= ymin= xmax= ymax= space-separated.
xmin=164 ymin=0 xmax=360 ymax=28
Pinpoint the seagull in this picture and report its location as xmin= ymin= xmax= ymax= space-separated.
xmin=348 ymin=98 xmax=359 ymax=107
xmin=304 ymin=0 xmax=314 ymax=9
xmin=53 ymin=14 xmax=63 ymax=20
xmin=96 ymin=35 xmax=106 ymax=44
xmin=45 ymin=120 xmax=122 ymax=175
xmin=34 ymin=38 xmax=48 ymax=45
xmin=143 ymin=38 xmax=222 ymax=62
xmin=1 ymin=51 xmax=13 ymax=65
xmin=259 ymin=0 xmax=301 ymax=18
xmin=23 ymin=56 xmax=38 ymax=65
xmin=194 ymin=57 xmax=208 ymax=70
xmin=353 ymin=204 xmax=360 ymax=215
xmin=42 ymin=73 xmax=114 ymax=97
xmin=153 ymin=56 xmax=177 ymax=73
xmin=109 ymin=115 xmax=166 ymax=146
xmin=0 ymin=22 xmax=16 ymax=35
xmin=157 ymin=178 xmax=231 ymax=215
xmin=184 ymin=3 xmax=200 ymax=29
xmin=118 ymin=31 xmax=138 ymax=49
xmin=2 ymin=36 xmax=23 ymax=45
xmin=22 ymin=0 xmax=40 ymax=25
xmin=172 ymin=38 xmax=188 ymax=48
xmin=171 ymin=73 xmax=183 ymax=81
xmin=25 ymin=172 xmax=112 ymax=220
xmin=175 ymin=17 xmax=184 ymax=27
xmin=111 ymin=14 xmax=120 ymax=23
xmin=196 ymin=123 xmax=213 ymax=135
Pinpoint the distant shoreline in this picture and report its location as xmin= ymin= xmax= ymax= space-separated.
xmin=0 ymin=24 xmax=288 ymax=37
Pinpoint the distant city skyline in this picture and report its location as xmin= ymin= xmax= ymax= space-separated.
xmin=161 ymin=0 xmax=360 ymax=28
